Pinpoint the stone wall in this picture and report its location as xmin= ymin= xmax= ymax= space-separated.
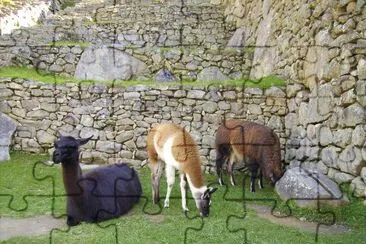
xmin=0 ymin=78 xmax=287 ymax=174
xmin=224 ymin=0 xmax=366 ymax=197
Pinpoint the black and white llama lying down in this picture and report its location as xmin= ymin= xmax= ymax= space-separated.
xmin=52 ymin=135 xmax=142 ymax=226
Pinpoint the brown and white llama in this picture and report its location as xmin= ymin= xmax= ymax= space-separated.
xmin=53 ymin=135 xmax=142 ymax=226
xmin=147 ymin=123 xmax=217 ymax=217
xmin=215 ymin=120 xmax=283 ymax=192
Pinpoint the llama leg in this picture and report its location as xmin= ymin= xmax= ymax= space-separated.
xmin=250 ymin=165 xmax=258 ymax=192
xmin=164 ymin=164 xmax=175 ymax=208
xmin=258 ymin=169 xmax=264 ymax=189
xmin=180 ymin=174 xmax=189 ymax=212
xmin=151 ymin=161 xmax=163 ymax=204
xmin=229 ymin=153 xmax=236 ymax=186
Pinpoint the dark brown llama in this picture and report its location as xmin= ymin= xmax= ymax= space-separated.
xmin=215 ymin=120 xmax=283 ymax=192
xmin=53 ymin=135 xmax=142 ymax=226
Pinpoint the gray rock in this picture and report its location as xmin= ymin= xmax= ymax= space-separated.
xmin=338 ymin=145 xmax=364 ymax=175
xmin=275 ymin=166 xmax=349 ymax=208
xmin=352 ymin=125 xmax=366 ymax=146
xmin=36 ymin=130 xmax=55 ymax=145
xmin=80 ymin=127 xmax=99 ymax=140
xmin=350 ymin=177 xmax=366 ymax=197
xmin=75 ymin=46 xmax=149 ymax=81
xmin=197 ymin=67 xmax=229 ymax=82
xmin=155 ymin=68 xmax=176 ymax=82
xmin=338 ymin=103 xmax=365 ymax=127
xmin=357 ymin=59 xmax=366 ymax=79
xmin=333 ymin=128 xmax=352 ymax=148
xmin=187 ymin=90 xmax=205 ymax=99
xmin=267 ymin=115 xmax=283 ymax=131
xmin=265 ymin=87 xmax=286 ymax=97
xmin=115 ymin=131 xmax=134 ymax=143
xmin=96 ymin=141 xmax=121 ymax=154
xmin=321 ymin=146 xmax=340 ymax=168
xmin=202 ymin=101 xmax=217 ymax=113
xmin=227 ymin=27 xmax=246 ymax=47
xmin=286 ymin=84 xmax=303 ymax=98
xmin=361 ymin=167 xmax=366 ymax=183
xmin=319 ymin=126 xmax=333 ymax=146
xmin=247 ymin=104 xmax=262 ymax=115
xmin=0 ymin=113 xmax=17 ymax=161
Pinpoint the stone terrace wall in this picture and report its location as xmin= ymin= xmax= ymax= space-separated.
xmin=0 ymin=78 xmax=287 ymax=174
xmin=224 ymin=0 xmax=366 ymax=197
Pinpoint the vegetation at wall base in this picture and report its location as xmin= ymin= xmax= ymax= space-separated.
xmin=0 ymin=66 xmax=286 ymax=88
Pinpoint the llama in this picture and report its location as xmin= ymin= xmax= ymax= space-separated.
xmin=147 ymin=123 xmax=217 ymax=217
xmin=215 ymin=120 xmax=283 ymax=192
xmin=52 ymin=135 xmax=142 ymax=226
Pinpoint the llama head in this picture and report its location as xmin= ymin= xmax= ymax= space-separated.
xmin=53 ymin=135 xmax=92 ymax=165
xmin=195 ymin=187 xmax=217 ymax=217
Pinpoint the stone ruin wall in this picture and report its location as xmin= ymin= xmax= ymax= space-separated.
xmin=0 ymin=78 xmax=287 ymax=175
xmin=224 ymin=0 xmax=366 ymax=196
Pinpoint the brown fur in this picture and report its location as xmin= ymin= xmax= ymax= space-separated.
xmin=147 ymin=123 xmax=204 ymax=188
xmin=216 ymin=120 xmax=282 ymax=190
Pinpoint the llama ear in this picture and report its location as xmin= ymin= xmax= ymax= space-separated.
xmin=77 ymin=136 xmax=93 ymax=146
xmin=203 ymin=187 xmax=218 ymax=199
xmin=208 ymin=187 xmax=218 ymax=194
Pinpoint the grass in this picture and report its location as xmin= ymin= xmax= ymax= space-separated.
xmin=0 ymin=151 xmax=365 ymax=243
xmin=0 ymin=66 xmax=286 ymax=89
xmin=47 ymin=41 xmax=91 ymax=48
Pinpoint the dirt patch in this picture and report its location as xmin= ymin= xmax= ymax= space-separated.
xmin=0 ymin=215 xmax=65 ymax=241
xmin=144 ymin=214 xmax=165 ymax=223
xmin=248 ymin=204 xmax=351 ymax=235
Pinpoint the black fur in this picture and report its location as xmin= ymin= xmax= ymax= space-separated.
xmin=53 ymin=136 xmax=142 ymax=226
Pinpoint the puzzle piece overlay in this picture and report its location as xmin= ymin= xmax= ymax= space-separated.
xmin=1 ymin=0 xmax=366 ymax=243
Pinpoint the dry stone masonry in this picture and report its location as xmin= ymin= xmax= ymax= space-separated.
xmin=0 ymin=78 xmax=287 ymax=173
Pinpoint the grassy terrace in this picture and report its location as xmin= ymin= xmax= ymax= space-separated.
xmin=0 ymin=66 xmax=286 ymax=88
xmin=0 ymin=152 xmax=365 ymax=243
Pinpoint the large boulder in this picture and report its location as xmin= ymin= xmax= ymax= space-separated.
xmin=0 ymin=113 xmax=17 ymax=161
xmin=75 ymin=46 xmax=149 ymax=81
xmin=275 ymin=166 xmax=349 ymax=207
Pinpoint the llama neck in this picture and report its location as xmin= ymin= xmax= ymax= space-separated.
xmin=186 ymin=174 xmax=207 ymax=200
xmin=61 ymin=162 xmax=83 ymax=195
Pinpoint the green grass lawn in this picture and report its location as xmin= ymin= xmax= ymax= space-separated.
xmin=0 ymin=151 xmax=365 ymax=243
xmin=0 ymin=66 xmax=286 ymax=89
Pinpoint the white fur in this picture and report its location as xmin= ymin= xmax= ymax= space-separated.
xmin=155 ymin=134 xmax=206 ymax=211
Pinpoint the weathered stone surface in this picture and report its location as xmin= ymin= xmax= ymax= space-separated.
xmin=321 ymin=146 xmax=340 ymax=168
xmin=357 ymin=59 xmax=366 ymax=79
xmin=96 ymin=141 xmax=122 ymax=154
xmin=333 ymin=128 xmax=352 ymax=148
xmin=319 ymin=126 xmax=333 ymax=146
xmin=0 ymin=113 xmax=17 ymax=161
xmin=227 ymin=27 xmax=246 ymax=47
xmin=352 ymin=125 xmax=366 ymax=146
xmin=338 ymin=103 xmax=365 ymax=127
xmin=197 ymin=67 xmax=229 ymax=81
xmin=202 ymin=101 xmax=217 ymax=113
xmin=265 ymin=87 xmax=285 ymax=97
xmin=75 ymin=46 xmax=149 ymax=81
xmin=36 ymin=130 xmax=55 ymax=145
xmin=115 ymin=131 xmax=134 ymax=143
xmin=155 ymin=68 xmax=176 ymax=82
xmin=361 ymin=167 xmax=366 ymax=183
xmin=350 ymin=177 xmax=366 ymax=197
xmin=338 ymin=145 xmax=365 ymax=175
xmin=275 ymin=167 xmax=349 ymax=207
